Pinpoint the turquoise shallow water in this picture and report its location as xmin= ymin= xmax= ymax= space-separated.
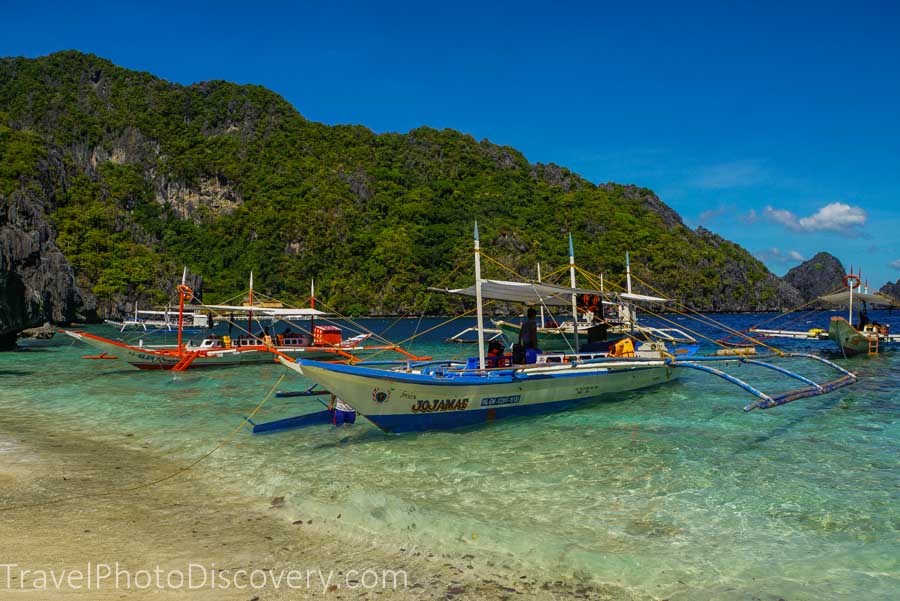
xmin=2 ymin=311 xmax=898 ymax=600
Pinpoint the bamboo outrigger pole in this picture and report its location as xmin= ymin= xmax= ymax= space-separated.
xmin=474 ymin=222 xmax=486 ymax=370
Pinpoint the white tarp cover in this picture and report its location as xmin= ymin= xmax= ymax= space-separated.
xmin=433 ymin=279 xmax=668 ymax=306
xmin=194 ymin=305 xmax=329 ymax=316
xmin=620 ymin=292 xmax=670 ymax=303
xmin=818 ymin=290 xmax=900 ymax=307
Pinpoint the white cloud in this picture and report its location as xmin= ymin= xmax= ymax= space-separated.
xmin=890 ymin=259 xmax=900 ymax=270
xmin=739 ymin=208 xmax=759 ymax=224
xmin=756 ymin=247 xmax=806 ymax=264
xmin=762 ymin=206 xmax=798 ymax=227
xmin=762 ymin=202 xmax=867 ymax=234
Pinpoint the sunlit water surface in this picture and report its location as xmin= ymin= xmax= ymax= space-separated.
xmin=2 ymin=311 xmax=898 ymax=600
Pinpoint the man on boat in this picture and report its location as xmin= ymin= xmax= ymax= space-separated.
xmin=518 ymin=307 xmax=539 ymax=363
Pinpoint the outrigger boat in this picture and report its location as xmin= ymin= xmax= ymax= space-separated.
xmin=492 ymin=255 xmax=697 ymax=352
xmin=751 ymin=270 xmax=899 ymax=356
xmin=274 ymin=227 xmax=856 ymax=434
xmin=105 ymin=307 xmax=213 ymax=333
xmin=66 ymin=272 xmax=425 ymax=371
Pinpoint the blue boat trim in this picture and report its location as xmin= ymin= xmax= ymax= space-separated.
xmin=363 ymin=393 xmax=625 ymax=433
xmin=298 ymin=358 xmax=664 ymax=386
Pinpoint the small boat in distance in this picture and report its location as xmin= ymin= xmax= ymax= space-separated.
xmin=105 ymin=307 xmax=213 ymax=333
xmin=751 ymin=270 xmax=900 ymax=356
xmin=104 ymin=268 xmax=215 ymax=333
xmin=66 ymin=271 xmax=425 ymax=370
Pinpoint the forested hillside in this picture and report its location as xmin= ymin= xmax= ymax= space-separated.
xmin=0 ymin=50 xmax=800 ymax=333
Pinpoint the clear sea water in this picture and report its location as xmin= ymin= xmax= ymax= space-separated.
xmin=2 ymin=310 xmax=898 ymax=600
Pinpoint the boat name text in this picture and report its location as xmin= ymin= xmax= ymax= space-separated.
xmin=410 ymin=399 xmax=469 ymax=413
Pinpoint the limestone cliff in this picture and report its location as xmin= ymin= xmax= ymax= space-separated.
xmin=0 ymin=50 xmax=815 ymax=339
xmin=783 ymin=252 xmax=845 ymax=303
xmin=0 ymin=179 xmax=91 ymax=349
xmin=880 ymin=280 xmax=900 ymax=300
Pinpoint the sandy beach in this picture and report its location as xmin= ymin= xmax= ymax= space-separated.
xmin=0 ymin=415 xmax=639 ymax=600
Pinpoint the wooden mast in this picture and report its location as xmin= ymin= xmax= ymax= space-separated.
xmin=177 ymin=266 xmax=187 ymax=351
xmin=474 ymin=222 xmax=486 ymax=370
xmin=569 ymin=233 xmax=579 ymax=352
xmin=248 ymin=271 xmax=254 ymax=339
xmin=537 ymin=263 xmax=545 ymax=328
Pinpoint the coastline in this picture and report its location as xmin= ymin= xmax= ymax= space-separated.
xmin=0 ymin=414 xmax=643 ymax=600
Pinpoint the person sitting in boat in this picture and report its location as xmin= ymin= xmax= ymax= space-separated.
xmin=858 ymin=311 xmax=869 ymax=328
xmin=870 ymin=321 xmax=888 ymax=336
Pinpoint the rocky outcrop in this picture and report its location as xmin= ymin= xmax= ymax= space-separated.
xmin=1 ymin=186 xmax=92 ymax=349
xmin=154 ymin=175 xmax=243 ymax=222
xmin=19 ymin=322 xmax=56 ymax=339
xmin=783 ymin=252 xmax=845 ymax=303
xmin=693 ymin=227 xmax=803 ymax=311
xmin=598 ymin=183 xmax=685 ymax=230
xmin=880 ymin=280 xmax=900 ymax=300
xmin=531 ymin=163 xmax=582 ymax=192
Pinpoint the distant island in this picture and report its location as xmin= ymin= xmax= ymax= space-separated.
xmin=0 ymin=51 xmax=871 ymax=345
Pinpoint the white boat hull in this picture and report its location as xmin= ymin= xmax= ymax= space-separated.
xmin=283 ymin=358 xmax=677 ymax=433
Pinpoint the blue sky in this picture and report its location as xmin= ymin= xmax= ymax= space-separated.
xmin=3 ymin=1 xmax=899 ymax=286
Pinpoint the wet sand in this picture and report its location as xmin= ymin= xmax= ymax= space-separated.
xmin=0 ymin=417 xmax=643 ymax=600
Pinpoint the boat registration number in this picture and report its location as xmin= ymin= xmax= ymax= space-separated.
xmin=479 ymin=395 xmax=521 ymax=407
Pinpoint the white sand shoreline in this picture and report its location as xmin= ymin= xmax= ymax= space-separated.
xmin=0 ymin=416 xmax=643 ymax=600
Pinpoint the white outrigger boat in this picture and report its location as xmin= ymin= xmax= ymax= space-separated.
xmin=66 ymin=272 xmax=423 ymax=371
xmin=276 ymin=227 xmax=857 ymax=433
xmin=105 ymin=307 xmax=213 ymax=333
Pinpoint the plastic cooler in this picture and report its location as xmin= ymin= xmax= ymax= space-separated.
xmin=313 ymin=325 xmax=342 ymax=346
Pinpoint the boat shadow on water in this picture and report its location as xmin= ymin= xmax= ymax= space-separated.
xmin=0 ymin=369 xmax=34 ymax=377
xmin=743 ymin=395 xmax=851 ymax=449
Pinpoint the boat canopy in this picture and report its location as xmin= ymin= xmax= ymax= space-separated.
xmin=817 ymin=290 xmax=900 ymax=308
xmin=431 ymin=279 xmax=668 ymax=306
xmin=192 ymin=304 xmax=330 ymax=317
xmin=619 ymin=292 xmax=670 ymax=303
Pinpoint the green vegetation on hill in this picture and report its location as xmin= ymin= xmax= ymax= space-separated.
xmin=0 ymin=51 xmax=798 ymax=316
